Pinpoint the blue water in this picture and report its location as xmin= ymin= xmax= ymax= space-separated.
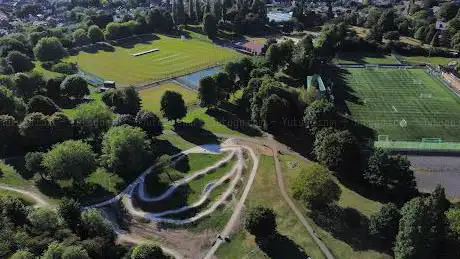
xmin=176 ymin=66 xmax=222 ymax=89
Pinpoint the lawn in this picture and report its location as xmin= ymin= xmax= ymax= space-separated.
xmin=279 ymin=154 xmax=386 ymax=259
xmin=0 ymin=162 xmax=31 ymax=187
xmin=216 ymin=155 xmax=326 ymax=259
xmin=65 ymin=34 xmax=242 ymax=86
xmin=399 ymin=55 xmax=457 ymax=65
xmin=336 ymin=68 xmax=460 ymax=142
xmin=335 ymin=52 xmax=398 ymax=64
xmin=139 ymin=82 xmax=197 ymax=115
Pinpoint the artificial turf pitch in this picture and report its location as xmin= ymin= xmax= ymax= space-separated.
xmin=65 ymin=34 xmax=241 ymax=86
xmin=340 ymin=68 xmax=460 ymax=142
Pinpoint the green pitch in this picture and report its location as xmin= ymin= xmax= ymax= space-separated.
xmin=65 ymin=34 xmax=241 ymax=86
xmin=339 ymin=68 xmax=460 ymax=142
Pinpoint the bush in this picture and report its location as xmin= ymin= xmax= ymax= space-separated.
xmin=27 ymin=95 xmax=60 ymax=115
xmin=51 ymin=62 xmax=78 ymax=75
xmin=383 ymin=31 xmax=400 ymax=41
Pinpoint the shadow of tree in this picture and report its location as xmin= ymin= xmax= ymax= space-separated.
xmin=111 ymin=34 xmax=160 ymax=49
xmin=68 ymin=42 xmax=115 ymax=55
xmin=3 ymin=157 xmax=34 ymax=180
xmin=309 ymin=204 xmax=388 ymax=253
xmin=256 ymin=232 xmax=310 ymax=259
xmin=174 ymin=119 xmax=219 ymax=146
xmin=206 ymin=107 xmax=262 ymax=137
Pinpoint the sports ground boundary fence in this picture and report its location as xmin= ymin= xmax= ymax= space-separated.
xmin=336 ymin=62 xmax=460 ymax=153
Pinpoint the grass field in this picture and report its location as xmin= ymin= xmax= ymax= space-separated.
xmin=216 ymin=155 xmax=326 ymax=259
xmin=139 ymin=82 xmax=197 ymax=114
xmin=337 ymin=68 xmax=460 ymax=142
xmin=335 ymin=52 xmax=398 ymax=64
xmin=280 ymin=154 xmax=387 ymax=259
xmin=65 ymin=34 xmax=241 ymax=86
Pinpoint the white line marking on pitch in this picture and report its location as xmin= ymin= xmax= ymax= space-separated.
xmin=392 ymin=105 xmax=398 ymax=112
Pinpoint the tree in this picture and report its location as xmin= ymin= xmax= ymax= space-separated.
xmin=61 ymin=75 xmax=89 ymax=100
xmin=87 ymin=25 xmax=104 ymax=43
xmin=72 ymin=28 xmax=90 ymax=46
xmin=260 ymin=94 xmax=289 ymax=132
xmin=27 ymin=95 xmax=60 ymax=115
xmin=369 ymin=203 xmax=401 ymax=244
xmin=447 ymin=207 xmax=460 ymax=236
xmin=198 ymin=76 xmax=218 ymax=108
xmin=73 ymin=102 xmax=113 ymax=139
xmin=25 ymin=151 xmax=44 ymax=175
xmin=0 ymin=115 xmax=19 ymax=154
xmin=45 ymin=77 xmax=64 ymax=100
xmin=80 ymin=209 xmax=116 ymax=241
xmin=377 ymin=9 xmax=396 ymax=33
xmin=13 ymin=73 xmax=40 ymax=99
xmin=112 ymin=114 xmax=136 ymax=127
xmin=303 ymin=99 xmax=337 ymax=135
xmin=394 ymin=197 xmax=435 ymax=259
xmin=6 ymin=51 xmax=34 ymax=73
xmin=266 ymin=44 xmax=283 ymax=68
xmin=364 ymin=149 xmax=417 ymax=202
xmin=62 ymin=245 xmax=90 ymax=259
xmin=203 ymin=13 xmax=217 ymax=39
xmin=245 ymin=206 xmax=277 ymax=237
xmin=42 ymin=140 xmax=96 ymax=183
xmin=213 ymin=72 xmax=234 ymax=100
xmin=0 ymin=196 xmax=28 ymax=225
xmin=131 ymin=244 xmax=168 ymax=259
xmin=313 ymin=129 xmax=360 ymax=174
xmin=135 ymin=110 xmax=163 ymax=137
xmin=28 ymin=207 xmax=63 ymax=232
xmin=10 ymin=249 xmax=34 ymax=259
xmin=19 ymin=112 xmax=52 ymax=148
xmin=291 ymin=163 xmax=341 ymax=207
xmin=0 ymin=86 xmax=26 ymax=119
xmin=414 ymin=26 xmax=427 ymax=41
xmin=383 ymin=31 xmax=400 ymax=41
xmin=109 ymin=87 xmax=141 ymax=115
xmin=160 ymin=90 xmax=187 ymax=123
xmin=437 ymin=2 xmax=458 ymax=20
xmin=100 ymin=126 xmax=152 ymax=177
xmin=42 ymin=242 xmax=65 ymax=259
xmin=58 ymin=198 xmax=82 ymax=232
xmin=49 ymin=112 xmax=73 ymax=143
xmin=172 ymin=0 xmax=186 ymax=25
xmin=33 ymin=37 xmax=67 ymax=61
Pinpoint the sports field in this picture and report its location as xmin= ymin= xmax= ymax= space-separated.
xmin=65 ymin=34 xmax=241 ymax=86
xmin=340 ymin=68 xmax=460 ymax=142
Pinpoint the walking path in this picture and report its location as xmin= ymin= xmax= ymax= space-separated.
xmin=0 ymin=184 xmax=50 ymax=208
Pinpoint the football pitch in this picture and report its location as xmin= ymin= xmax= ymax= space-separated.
xmin=339 ymin=68 xmax=460 ymax=142
xmin=65 ymin=34 xmax=241 ymax=86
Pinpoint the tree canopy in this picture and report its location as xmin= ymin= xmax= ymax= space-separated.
xmin=160 ymin=90 xmax=187 ymax=122
xmin=33 ymin=37 xmax=67 ymax=61
xmin=291 ymin=163 xmax=341 ymax=207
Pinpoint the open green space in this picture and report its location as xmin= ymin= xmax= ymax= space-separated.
xmin=65 ymin=34 xmax=241 ymax=86
xmin=0 ymin=162 xmax=31 ymax=187
xmin=216 ymin=155 xmax=326 ymax=259
xmin=399 ymin=55 xmax=458 ymax=65
xmin=280 ymin=154 xmax=386 ymax=259
xmin=139 ymin=82 xmax=197 ymax=115
xmin=336 ymin=68 xmax=460 ymax=142
xmin=136 ymin=156 xmax=234 ymax=213
xmin=335 ymin=52 xmax=398 ymax=64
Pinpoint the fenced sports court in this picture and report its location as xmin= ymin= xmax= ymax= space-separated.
xmin=337 ymin=66 xmax=460 ymax=151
